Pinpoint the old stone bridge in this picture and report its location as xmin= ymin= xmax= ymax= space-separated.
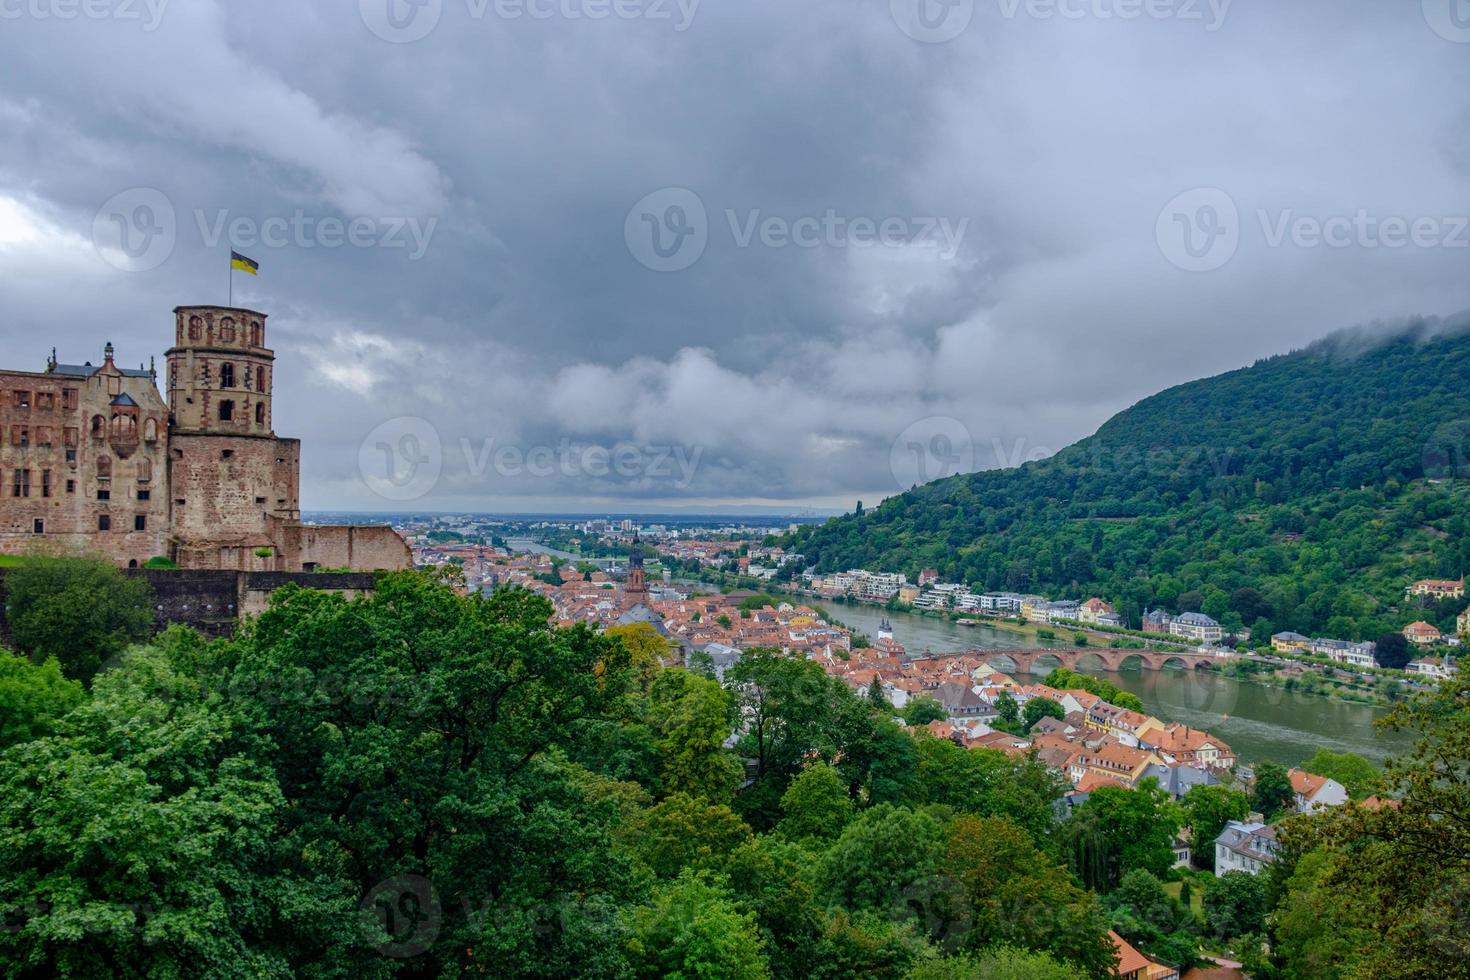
xmin=919 ymin=646 xmax=1232 ymax=674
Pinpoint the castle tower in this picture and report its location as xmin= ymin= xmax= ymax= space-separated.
xmin=626 ymin=532 xmax=648 ymax=598
xmin=164 ymin=306 xmax=301 ymax=569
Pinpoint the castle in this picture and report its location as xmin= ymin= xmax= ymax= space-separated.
xmin=0 ymin=305 xmax=410 ymax=572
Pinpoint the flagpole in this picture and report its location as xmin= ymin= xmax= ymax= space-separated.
xmin=228 ymin=254 xmax=233 ymax=307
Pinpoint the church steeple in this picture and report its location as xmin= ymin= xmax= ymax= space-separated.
xmin=626 ymin=531 xmax=648 ymax=597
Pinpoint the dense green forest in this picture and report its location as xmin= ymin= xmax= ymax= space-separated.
xmin=2 ymin=564 xmax=1468 ymax=977
xmin=789 ymin=323 xmax=1470 ymax=640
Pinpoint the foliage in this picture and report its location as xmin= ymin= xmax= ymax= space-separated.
xmin=1041 ymin=668 xmax=1145 ymax=713
xmin=0 ymin=652 xmax=84 ymax=749
xmin=904 ymin=946 xmax=1087 ymax=980
xmin=623 ymin=871 xmax=770 ymax=979
xmin=623 ymin=793 xmax=754 ymax=879
xmin=1202 ymin=870 xmax=1268 ymax=939
xmin=817 ymin=804 xmax=944 ymax=914
xmin=5 ymin=558 xmax=153 ymax=683
xmin=1021 ymin=697 xmax=1063 ymax=732
xmin=788 ymin=330 xmax=1470 ymax=641
xmin=902 ymin=695 xmax=949 ymax=726
xmin=647 ymin=668 xmax=744 ymax=802
xmin=1251 ymin=762 xmax=1295 ymax=821
xmin=1299 ymin=749 xmax=1379 ymax=800
xmin=1180 ymin=785 xmax=1250 ymax=872
xmin=1372 ymin=632 xmax=1412 ymax=670
xmin=907 ymin=735 xmax=1066 ymax=843
xmin=1064 ymin=781 xmax=1182 ymax=892
xmin=778 ymin=764 xmax=855 ymax=842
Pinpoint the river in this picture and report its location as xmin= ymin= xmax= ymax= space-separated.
xmin=822 ymin=602 xmax=1415 ymax=767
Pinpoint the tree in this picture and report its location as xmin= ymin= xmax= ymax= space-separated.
xmin=868 ymin=677 xmax=891 ymax=711
xmin=5 ymin=558 xmax=153 ymax=682
xmin=623 ymin=871 xmax=770 ymax=979
xmin=994 ymin=691 xmax=1020 ymax=732
xmin=819 ymin=804 xmax=945 ymax=914
xmin=606 ymin=621 xmax=672 ymax=690
xmin=778 ymin=763 xmax=854 ymax=842
xmin=1373 ymin=632 xmax=1412 ymax=670
xmin=1202 ymin=870 xmax=1267 ymax=939
xmin=902 ymin=695 xmax=948 ymax=726
xmin=0 ymin=652 xmax=84 ymax=749
xmin=944 ymin=815 xmax=1115 ymax=977
xmin=1300 ymin=748 xmax=1379 ymax=800
xmin=904 ymin=946 xmax=1087 ymax=980
xmin=647 ymin=668 xmax=743 ymax=802
xmin=1180 ymin=784 xmax=1249 ymax=871
xmin=1021 ymin=697 xmax=1064 ymax=732
xmin=1065 ymin=781 xmax=1181 ymax=891
xmin=1250 ymin=761 xmax=1294 ymax=821
xmin=622 ymin=793 xmax=753 ymax=879
xmin=909 ymin=736 xmax=1066 ymax=843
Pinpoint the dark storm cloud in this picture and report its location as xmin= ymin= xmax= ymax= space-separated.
xmin=0 ymin=0 xmax=1467 ymax=513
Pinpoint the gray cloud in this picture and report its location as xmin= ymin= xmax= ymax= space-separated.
xmin=1 ymin=0 xmax=1467 ymax=513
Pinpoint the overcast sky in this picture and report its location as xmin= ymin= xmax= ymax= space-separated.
xmin=1 ymin=0 xmax=1467 ymax=514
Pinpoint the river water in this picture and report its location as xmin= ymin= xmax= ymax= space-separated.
xmin=823 ymin=602 xmax=1415 ymax=767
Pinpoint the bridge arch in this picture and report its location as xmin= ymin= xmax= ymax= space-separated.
xmin=1115 ymin=653 xmax=1146 ymax=672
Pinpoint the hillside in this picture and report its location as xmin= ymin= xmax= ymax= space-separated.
xmin=789 ymin=317 xmax=1470 ymax=640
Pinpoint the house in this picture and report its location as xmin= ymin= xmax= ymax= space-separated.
xmin=1110 ymin=930 xmax=1180 ymax=980
xmin=1148 ymin=724 xmax=1235 ymax=769
xmin=1141 ymin=763 xmax=1221 ymax=799
xmin=1072 ymin=742 xmax=1165 ymax=788
xmin=1142 ymin=609 xmax=1174 ymax=634
xmin=1271 ymin=631 xmax=1312 ymax=653
xmin=1403 ymin=621 xmax=1444 ymax=645
xmin=1170 ymin=612 xmax=1224 ymax=643
xmin=1171 ymin=836 xmax=1192 ymax=869
xmin=1408 ymin=657 xmax=1454 ymax=679
xmin=1458 ymin=606 xmax=1470 ymax=638
xmin=932 ymin=681 xmax=986 ymax=718
xmin=1287 ymin=768 xmax=1349 ymax=813
xmin=1215 ymin=821 xmax=1279 ymax=876
xmin=1406 ymin=578 xmax=1465 ymax=601
xmin=1086 ymin=703 xmax=1165 ymax=746
xmin=1078 ymin=597 xmax=1117 ymax=625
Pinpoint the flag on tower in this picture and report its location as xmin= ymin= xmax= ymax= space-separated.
xmin=230 ymin=250 xmax=259 ymax=275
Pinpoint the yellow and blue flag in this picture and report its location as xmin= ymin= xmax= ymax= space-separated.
xmin=230 ymin=250 xmax=259 ymax=276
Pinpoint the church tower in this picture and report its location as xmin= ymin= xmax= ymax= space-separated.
xmin=164 ymin=306 xmax=301 ymax=569
xmin=626 ymin=532 xmax=648 ymax=597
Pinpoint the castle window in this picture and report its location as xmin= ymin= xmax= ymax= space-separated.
xmin=11 ymin=469 xmax=29 ymax=498
xmin=256 ymin=403 xmax=266 ymax=424
xmin=12 ymin=391 xmax=29 ymax=410
xmin=221 ymin=449 xmax=235 ymax=460
xmin=98 ymin=515 xmax=111 ymax=531
xmin=220 ymin=363 xmax=235 ymax=388
xmin=219 ymin=400 xmax=235 ymax=421
xmin=189 ymin=315 xmax=203 ymax=340
xmin=97 ymin=456 xmax=112 ymax=479
xmin=36 ymin=427 xmax=51 ymax=448
xmin=91 ymin=415 xmax=105 ymax=437
xmin=62 ymin=388 xmax=78 ymax=409
xmin=9 ymin=426 xmax=27 ymax=447
xmin=41 ymin=470 xmax=51 ymax=498
xmin=33 ymin=519 xmax=43 ymax=535
xmin=138 ymin=489 xmax=150 ymax=501
xmin=220 ymin=318 xmax=236 ymax=342
xmin=250 ymin=321 xmax=263 ymax=346
xmin=36 ymin=392 xmax=55 ymax=410
xmin=65 ymin=449 xmax=76 ymax=465
xmin=137 ymin=457 xmax=152 ymax=481
xmin=97 ymin=489 xmax=110 ymax=501
xmin=134 ymin=515 xmax=147 ymax=531
xmin=66 ymin=480 xmax=75 ymax=494
xmin=144 ymin=418 xmax=157 ymax=441
xmin=65 ymin=427 xmax=78 ymax=447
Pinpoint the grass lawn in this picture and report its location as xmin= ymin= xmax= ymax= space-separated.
xmin=0 ymin=555 xmax=27 ymax=568
xmin=1165 ymin=878 xmax=1206 ymax=917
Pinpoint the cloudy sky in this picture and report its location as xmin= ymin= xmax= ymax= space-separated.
xmin=1 ymin=0 xmax=1467 ymax=514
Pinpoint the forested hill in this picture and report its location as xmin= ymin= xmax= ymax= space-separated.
xmin=789 ymin=319 xmax=1470 ymax=641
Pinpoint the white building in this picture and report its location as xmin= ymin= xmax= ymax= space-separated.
xmin=1215 ymin=821 xmax=1279 ymax=876
xmin=1169 ymin=612 xmax=1224 ymax=643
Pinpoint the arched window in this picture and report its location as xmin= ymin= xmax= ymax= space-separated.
xmin=137 ymin=457 xmax=152 ymax=481
xmin=220 ymin=363 xmax=235 ymax=388
xmin=144 ymin=418 xmax=157 ymax=441
xmin=256 ymin=367 xmax=267 ymax=393
xmin=250 ymin=321 xmax=263 ymax=346
xmin=90 ymin=415 xmax=105 ymax=437
xmin=188 ymin=315 xmax=203 ymax=341
xmin=218 ymin=400 xmax=235 ymax=421
xmin=97 ymin=455 xmax=112 ymax=479
xmin=220 ymin=318 xmax=236 ymax=342
xmin=255 ymin=402 xmax=266 ymax=425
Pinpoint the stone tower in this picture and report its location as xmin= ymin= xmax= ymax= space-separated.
xmin=626 ymin=532 xmax=648 ymax=597
xmin=165 ymin=306 xmax=301 ymax=569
